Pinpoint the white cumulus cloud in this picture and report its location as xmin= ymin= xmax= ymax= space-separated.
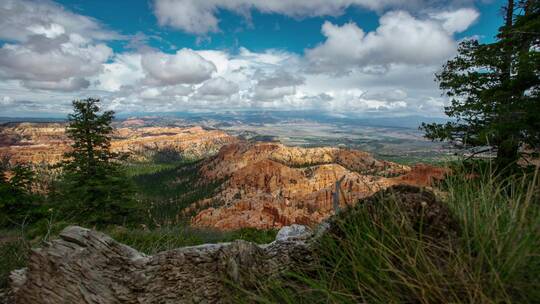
xmin=197 ymin=77 xmax=239 ymax=97
xmin=95 ymin=53 xmax=145 ymax=92
xmin=306 ymin=9 xmax=478 ymax=73
xmin=153 ymin=0 xmax=475 ymax=34
xmin=430 ymin=8 xmax=480 ymax=34
xmin=0 ymin=0 xmax=119 ymax=92
xmin=0 ymin=0 xmax=121 ymax=42
xmin=141 ymin=49 xmax=217 ymax=85
xmin=0 ymin=37 xmax=112 ymax=91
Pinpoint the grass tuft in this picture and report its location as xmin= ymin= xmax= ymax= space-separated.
xmin=0 ymin=231 xmax=30 ymax=289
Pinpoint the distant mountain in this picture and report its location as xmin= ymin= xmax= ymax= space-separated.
xmin=116 ymin=111 xmax=450 ymax=130
xmin=0 ymin=117 xmax=66 ymax=124
xmin=350 ymin=115 xmax=450 ymax=129
xmin=2 ymin=111 xmax=449 ymax=130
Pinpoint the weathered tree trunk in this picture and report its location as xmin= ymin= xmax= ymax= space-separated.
xmin=505 ymin=0 xmax=514 ymax=28
xmin=502 ymin=0 xmax=514 ymax=79
xmin=495 ymin=0 xmax=521 ymax=171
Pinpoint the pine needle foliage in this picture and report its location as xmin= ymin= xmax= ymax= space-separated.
xmin=58 ymin=98 xmax=137 ymax=226
xmin=422 ymin=0 xmax=540 ymax=171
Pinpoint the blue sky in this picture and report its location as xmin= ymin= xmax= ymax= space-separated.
xmin=0 ymin=0 xmax=506 ymax=117
xmin=56 ymin=0 xmax=504 ymax=54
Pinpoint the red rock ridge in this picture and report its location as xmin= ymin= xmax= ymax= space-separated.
xmin=188 ymin=142 xmax=446 ymax=230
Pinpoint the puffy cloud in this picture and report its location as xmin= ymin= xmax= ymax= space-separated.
xmin=0 ymin=0 xmax=121 ymax=42
xmin=252 ymin=70 xmax=304 ymax=101
xmin=300 ymin=89 xmax=406 ymax=112
xmin=95 ymin=53 xmax=145 ymax=92
xmin=153 ymin=0 xmax=475 ymax=34
xmin=254 ymin=86 xmax=296 ymax=101
xmin=256 ymin=70 xmax=305 ymax=88
xmin=154 ymin=0 xmax=220 ymax=35
xmin=139 ymin=87 xmax=161 ymax=99
xmin=299 ymin=60 xmax=449 ymax=115
xmin=363 ymin=89 xmax=408 ymax=102
xmin=430 ymin=8 xmax=480 ymax=34
xmin=0 ymin=0 xmax=118 ymax=92
xmin=1 ymin=96 xmax=13 ymax=106
xmin=306 ymin=9 xmax=478 ymax=73
xmin=195 ymin=50 xmax=231 ymax=75
xmin=0 ymin=37 xmax=112 ymax=91
xmin=93 ymin=47 xmax=303 ymax=110
xmin=161 ymin=85 xmax=193 ymax=97
xmin=194 ymin=48 xmax=303 ymax=104
xmin=0 ymin=41 xmax=449 ymax=116
xmin=141 ymin=49 xmax=217 ymax=85
xmin=197 ymin=77 xmax=239 ymax=97
xmin=0 ymin=79 xmax=100 ymax=115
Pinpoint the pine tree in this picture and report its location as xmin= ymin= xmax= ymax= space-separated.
xmin=60 ymin=98 xmax=136 ymax=226
xmin=0 ymin=157 xmax=39 ymax=227
xmin=422 ymin=0 xmax=539 ymax=171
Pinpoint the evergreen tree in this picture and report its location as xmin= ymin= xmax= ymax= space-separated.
xmin=0 ymin=157 xmax=39 ymax=227
xmin=60 ymin=98 xmax=136 ymax=226
xmin=422 ymin=0 xmax=539 ymax=171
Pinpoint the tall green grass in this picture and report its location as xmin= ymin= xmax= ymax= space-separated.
xmin=0 ymin=230 xmax=29 ymax=289
xmin=241 ymin=164 xmax=539 ymax=303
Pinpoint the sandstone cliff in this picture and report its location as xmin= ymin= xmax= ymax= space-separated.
xmin=187 ymin=142 xmax=446 ymax=230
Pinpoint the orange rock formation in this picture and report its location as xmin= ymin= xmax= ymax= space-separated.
xmin=188 ymin=142 xmax=446 ymax=230
xmin=0 ymin=123 xmax=236 ymax=164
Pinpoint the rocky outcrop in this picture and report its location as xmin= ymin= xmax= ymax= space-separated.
xmin=326 ymin=185 xmax=459 ymax=240
xmin=9 ymin=225 xmax=313 ymax=304
xmin=188 ymin=142 xmax=447 ymax=230
xmin=0 ymin=124 xmax=236 ymax=164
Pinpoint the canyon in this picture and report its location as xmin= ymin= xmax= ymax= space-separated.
xmin=0 ymin=121 xmax=447 ymax=231
xmin=0 ymin=122 xmax=236 ymax=164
